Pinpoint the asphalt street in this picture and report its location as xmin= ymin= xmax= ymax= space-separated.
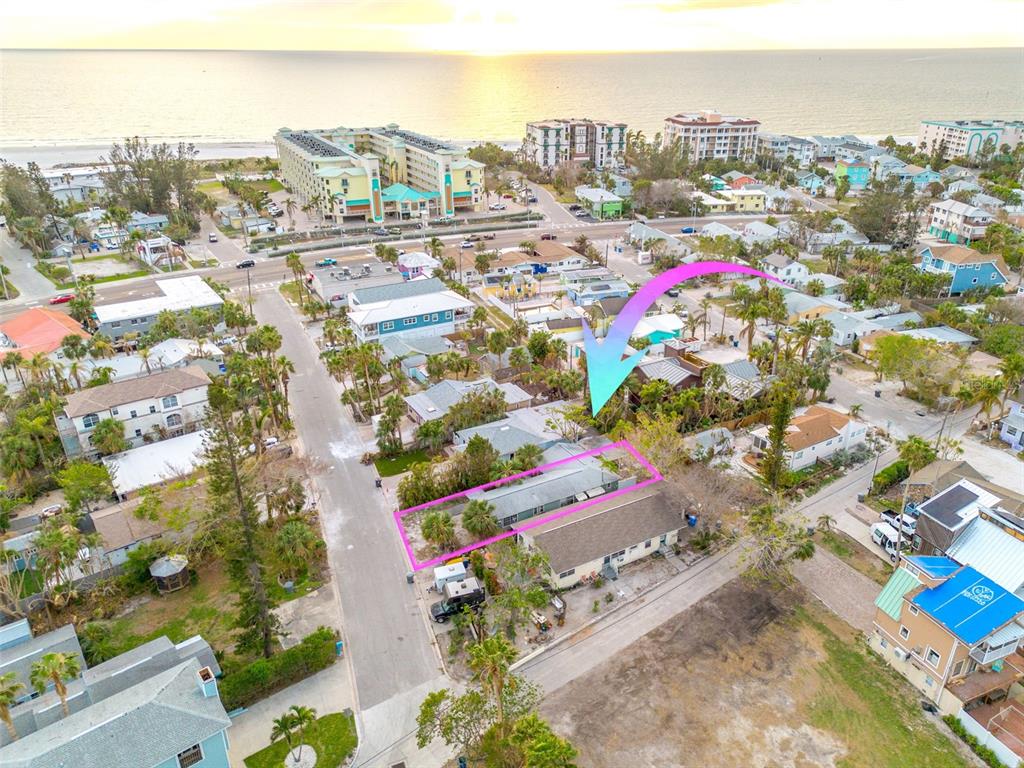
xmin=252 ymin=291 xmax=441 ymax=708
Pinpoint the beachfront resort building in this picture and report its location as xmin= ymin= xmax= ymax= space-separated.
xmin=661 ymin=110 xmax=760 ymax=162
xmin=523 ymin=119 xmax=628 ymax=169
xmin=275 ymin=125 xmax=485 ymax=223
xmin=918 ymin=120 xmax=1024 ymax=160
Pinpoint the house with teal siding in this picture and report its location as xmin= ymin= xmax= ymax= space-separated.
xmin=834 ymin=160 xmax=870 ymax=190
xmin=346 ymin=277 xmax=473 ymax=342
xmin=795 ymin=171 xmax=823 ymax=193
xmin=890 ymin=164 xmax=942 ymax=191
xmin=917 ymin=244 xmax=1010 ymax=296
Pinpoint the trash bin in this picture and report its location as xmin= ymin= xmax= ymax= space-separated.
xmin=406 ymin=572 xmax=414 ymax=584
xmin=874 ymin=389 xmax=881 ymax=398
xmin=335 ymin=640 xmax=344 ymax=657
xmin=686 ymin=514 xmax=698 ymax=527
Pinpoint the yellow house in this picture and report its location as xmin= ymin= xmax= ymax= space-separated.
xmin=694 ymin=191 xmax=734 ymax=214
xmin=720 ymin=188 xmax=766 ymax=213
xmin=482 ymin=271 xmax=538 ymax=301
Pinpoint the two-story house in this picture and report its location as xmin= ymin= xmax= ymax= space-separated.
xmin=928 ymin=199 xmax=994 ymax=245
xmin=834 ymin=160 xmax=871 ymax=190
xmin=761 ymin=253 xmax=810 ymax=285
xmin=57 ymin=365 xmax=211 ymax=458
xmin=345 ymin=277 xmax=473 ymax=343
xmin=0 ymin=619 xmax=231 ymax=768
xmin=1000 ymin=400 xmax=1024 ymax=452
xmin=750 ymin=404 xmax=867 ymax=470
xmin=872 ymin=558 xmax=1024 ymax=766
xmin=917 ymin=244 xmax=1009 ymax=295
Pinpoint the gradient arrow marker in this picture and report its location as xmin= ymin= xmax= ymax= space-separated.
xmin=583 ymin=260 xmax=789 ymax=415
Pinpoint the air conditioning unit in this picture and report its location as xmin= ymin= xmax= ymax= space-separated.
xmin=893 ymin=648 xmax=909 ymax=661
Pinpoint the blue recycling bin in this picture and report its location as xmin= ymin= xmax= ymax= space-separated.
xmin=335 ymin=640 xmax=344 ymax=657
xmin=686 ymin=514 xmax=698 ymax=527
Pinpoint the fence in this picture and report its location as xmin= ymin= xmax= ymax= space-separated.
xmin=959 ymin=707 xmax=1024 ymax=768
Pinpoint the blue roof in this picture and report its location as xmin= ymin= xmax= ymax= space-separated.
xmin=904 ymin=555 xmax=961 ymax=578
xmin=911 ymin=566 xmax=1024 ymax=645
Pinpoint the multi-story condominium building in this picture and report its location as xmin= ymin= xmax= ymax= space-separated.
xmin=276 ymin=124 xmax=485 ymax=222
xmin=523 ymin=119 xmax=627 ymax=169
xmin=928 ymin=199 xmax=994 ymax=245
xmin=916 ymin=244 xmax=1009 ymax=295
xmin=56 ymin=365 xmax=211 ymax=457
xmin=0 ymin=619 xmax=231 ymax=768
xmin=918 ymin=120 xmax=1024 ymax=159
xmin=345 ymin=277 xmax=473 ymax=343
xmin=93 ymin=276 xmax=225 ymax=342
xmin=661 ymin=110 xmax=760 ymax=162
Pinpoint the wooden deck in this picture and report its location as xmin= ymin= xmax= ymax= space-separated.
xmin=968 ymin=701 xmax=1024 ymax=761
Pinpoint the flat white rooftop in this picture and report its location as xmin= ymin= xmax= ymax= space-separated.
xmin=103 ymin=430 xmax=209 ymax=496
xmin=94 ymin=277 xmax=224 ymax=324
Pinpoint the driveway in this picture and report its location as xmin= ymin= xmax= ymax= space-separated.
xmin=792 ymin=548 xmax=880 ymax=633
xmin=251 ymin=290 xmax=448 ymax=767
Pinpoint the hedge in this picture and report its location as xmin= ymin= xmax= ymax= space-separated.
xmin=220 ymin=626 xmax=338 ymax=711
xmin=873 ymin=460 xmax=909 ymax=494
xmin=942 ymin=715 xmax=1014 ymax=768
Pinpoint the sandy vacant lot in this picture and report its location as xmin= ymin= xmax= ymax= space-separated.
xmin=541 ymin=580 xmax=967 ymax=768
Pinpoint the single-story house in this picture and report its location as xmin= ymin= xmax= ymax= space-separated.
xmin=102 ymin=430 xmax=209 ymax=500
xmin=520 ymin=489 xmax=683 ymax=588
xmin=575 ymin=186 xmax=624 ymax=219
xmin=751 ymin=404 xmax=867 ymax=470
xmin=404 ymin=378 xmax=532 ymax=423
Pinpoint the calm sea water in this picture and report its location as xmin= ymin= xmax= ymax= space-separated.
xmin=1 ymin=48 xmax=1022 ymax=160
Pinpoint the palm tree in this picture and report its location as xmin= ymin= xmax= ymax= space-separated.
xmin=288 ymin=705 xmax=317 ymax=760
xmin=462 ymin=499 xmax=499 ymax=539
xmin=816 ymin=513 xmax=836 ymax=533
xmin=467 ymin=635 xmax=519 ymax=731
xmin=549 ymin=337 xmax=568 ymax=370
xmin=511 ymin=443 xmax=544 ymax=472
xmin=971 ymin=375 xmax=1005 ymax=439
xmin=30 ymin=652 xmax=81 ymax=718
xmin=283 ymin=197 xmax=297 ymax=230
xmin=285 ymin=252 xmax=305 ymax=307
xmin=270 ymin=711 xmax=298 ymax=756
xmin=88 ymin=334 xmax=114 ymax=360
xmin=0 ymin=671 xmax=25 ymax=741
xmin=487 ymin=330 xmax=509 ymax=367
xmin=421 ymin=510 xmax=458 ymax=551
xmin=3 ymin=352 xmax=25 ymax=386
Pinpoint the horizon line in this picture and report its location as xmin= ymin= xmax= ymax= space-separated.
xmin=2 ymin=45 xmax=1020 ymax=55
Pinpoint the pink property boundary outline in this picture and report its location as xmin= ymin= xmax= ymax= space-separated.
xmin=394 ymin=439 xmax=663 ymax=571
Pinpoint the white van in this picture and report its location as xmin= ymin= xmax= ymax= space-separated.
xmin=870 ymin=522 xmax=906 ymax=561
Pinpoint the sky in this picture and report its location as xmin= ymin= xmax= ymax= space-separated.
xmin=2 ymin=0 xmax=1022 ymax=53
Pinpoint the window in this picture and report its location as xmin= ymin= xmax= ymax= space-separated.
xmin=111 ymin=321 xmax=122 ymax=328
xmin=134 ymin=429 xmax=142 ymax=437
xmin=167 ymin=413 xmax=182 ymax=428
xmin=431 ymin=313 xmax=439 ymax=322
xmin=558 ymin=568 xmax=575 ymax=579
xmin=403 ymin=317 xmax=416 ymax=326
xmin=645 ymin=539 xmax=652 ymax=549
xmin=909 ymin=605 xmax=919 ymax=616
xmin=925 ymin=675 xmax=934 ymax=687
xmin=1009 ymin=427 xmax=1019 ymax=436
xmin=880 ymin=637 xmax=888 ymax=649
xmin=899 ymin=625 xmax=910 ymax=640
xmin=423 ymin=314 xmax=430 ymax=322
xmin=111 ymin=407 xmax=119 ymax=416
xmin=926 ymin=648 xmax=940 ymax=667
xmin=177 ymin=744 xmax=204 ymax=768
xmin=952 ymin=659 xmax=964 ymax=677
xmin=149 ymin=405 xmax=157 ymax=414
xmin=82 ymin=413 xmax=100 ymax=429
xmin=162 ymin=395 xmax=179 ymax=409
xmin=381 ymin=321 xmax=395 ymax=331
xmin=129 ymin=410 xmax=138 ymax=419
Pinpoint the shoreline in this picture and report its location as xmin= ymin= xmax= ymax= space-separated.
xmin=1 ymin=134 xmax=912 ymax=169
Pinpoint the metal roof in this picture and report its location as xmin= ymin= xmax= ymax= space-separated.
xmin=946 ymin=517 xmax=1024 ymax=595
xmin=350 ymin=276 xmax=446 ymax=305
xmin=904 ymin=555 xmax=961 ymax=578
xmin=874 ymin=567 xmax=921 ymax=621
xmin=911 ymin=566 xmax=1024 ymax=645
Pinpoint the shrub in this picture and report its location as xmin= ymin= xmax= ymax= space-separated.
xmin=942 ymin=715 xmax=1012 ymax=768
xmin=873 ymin=460 xmax=909 ymax=494
xmin=219 ymin=626 xmax=338 ymax=711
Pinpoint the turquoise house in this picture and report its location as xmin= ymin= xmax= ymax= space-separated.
xmin=796 ymin=171 xmax=823 ymax=193
xmin=893 ymin=164 xmax=942 ymax=190
xmin=917 ymin=244 xmax=1009 ymax=295
xmin=835 ymin=161 xmax=870 ymax=190
xmin=702 ymin=174 xmax=728 ymax=191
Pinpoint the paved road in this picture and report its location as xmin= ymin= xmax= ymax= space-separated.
xmin=252 ymin=291 xmax=445 ymax=763
xmin=0 ymin=231 xmax=56 ymax=302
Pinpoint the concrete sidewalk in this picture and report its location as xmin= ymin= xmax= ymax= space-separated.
xmin=0 ymin=231 xmax=55 ymax=303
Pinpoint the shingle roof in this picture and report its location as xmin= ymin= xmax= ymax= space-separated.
xmin=63 ymin=365 xmax=210 ymax=418
xmin=0 ymin=625 xmax=84 ymax=695
xmin=781 ymin=405 xmax=852 ymax=452
xmin=0 ymin=659 xmax=230 ymax=768
xmin=404 ymin=378 xmax=531 ymax=421
xmin=924 ymin=244 xmax=1010 ymax=277
xmin=527 ymin=490 xmax=683 ymax=574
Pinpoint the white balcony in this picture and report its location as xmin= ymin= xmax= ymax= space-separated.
xmin=971 ymin=639 xmax=1021 ymax=666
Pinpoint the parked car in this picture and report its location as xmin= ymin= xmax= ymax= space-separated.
xmin=527 ymin=196 xmax=538 ymax=203
xmin=574 ymin=210 xmax=589 ymax=218
xmin=870 ymin=522 xmax=910 ymax=562
xmin=49 ymin=293 xmax=74 ymax=305
xmin=236 ymin=259 xmax=256 ymax=269
xmin=680 ymin=226 xmax=696 ymax=234
xmin=430 ymin=577 xmax=485 ymax=623
xmin=666 ymin=288 xmax=680 ymax=297
xmin=540 ymin=234 xmax=557 ymax=241
xmin=460 ymin=240 xmax=474 ymax=249
xmin=315 ymin=257 xmax=337 ymax=267
xmin=879 ymin=509 xmax=916 ymax=537
xmin=568 ymin=204 xmax=582 ymax=211
xmin=208 ymin=232 xmax=218 ymax=242
xmin=387 ymin=227 xmax=401 ymax=235
xmin=39 ymin=504 xmax=63 ymax=519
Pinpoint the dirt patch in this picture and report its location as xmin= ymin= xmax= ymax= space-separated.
xmin=540 ymin=580 xmax=965 ymax=768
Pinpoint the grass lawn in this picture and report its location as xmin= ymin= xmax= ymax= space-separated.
xmin=539 ymin=183 xmax=576 ymax=204
xmin=816 ymin=529 xmax=892 ymax=586
xmin=252 ymin=179 xmax=286 ymax=193
xmin=244 ymin=712 xmax=357 ymax=768
xmin=376 ymin=449 xmax=429 ymax=477
xmin=15 ymin=568 xmax=46 ymax=597
xmin=802 ymin=608 xmax=967 ymax=768
xmin=278 ymin=282 xmax=304 ymax=304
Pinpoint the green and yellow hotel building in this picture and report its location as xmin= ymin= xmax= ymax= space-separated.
xmin=275 ymin=124 xmax=485 ymax=224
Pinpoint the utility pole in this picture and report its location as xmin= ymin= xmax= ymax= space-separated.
xmin=246 ymin=267 xmax=254 ymax=315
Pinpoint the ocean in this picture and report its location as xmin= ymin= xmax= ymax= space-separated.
xmin=1 ymin=48 xmax=1022 ymax=165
